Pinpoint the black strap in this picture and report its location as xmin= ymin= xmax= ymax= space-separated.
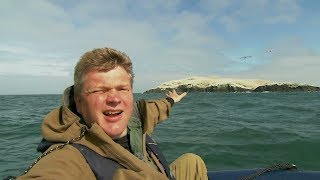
xmin=146 ymin=135 xmax=175 ymax=180
xmin=166 ymin=97 xmax=175 ymax=106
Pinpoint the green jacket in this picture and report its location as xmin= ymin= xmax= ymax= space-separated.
xmin=18 ymin=86 xmax=173 ymax=180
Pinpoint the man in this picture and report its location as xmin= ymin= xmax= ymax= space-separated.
xmin=18 ymin=47 xmax=207 ymax=179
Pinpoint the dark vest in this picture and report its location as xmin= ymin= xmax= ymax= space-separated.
xmin=71 ymin=134 xmax=174 ymax=180
xmin=37 ymin=134 xmax=174 ymax=180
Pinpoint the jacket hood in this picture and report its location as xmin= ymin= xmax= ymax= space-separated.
xmin=41 ymin=86 xmax=84 ymax=143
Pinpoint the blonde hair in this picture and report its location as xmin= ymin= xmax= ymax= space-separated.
xmin=74 ymin=47 xmax=134 ymax=96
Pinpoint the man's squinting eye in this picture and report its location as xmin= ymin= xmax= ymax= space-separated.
xmin=89 ymin=89 xmax=107 ymax=94
xmin=120 ymin=86 xmax=131 ymax=91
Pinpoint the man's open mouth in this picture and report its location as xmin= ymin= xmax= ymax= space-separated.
xmin=103 ymin=110 xmax=123 ymax=116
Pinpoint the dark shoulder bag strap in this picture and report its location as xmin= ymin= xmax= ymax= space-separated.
xmin=146 ymin=134 xmax=175 ymax=180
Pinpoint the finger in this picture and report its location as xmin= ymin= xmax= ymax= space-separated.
xmin=179 ymin=92 xmax=187 ymax=99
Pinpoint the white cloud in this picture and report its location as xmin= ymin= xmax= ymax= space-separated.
xmin=212 ymin=0 xmax=301 ymax=32
xmin=0 ymin=60 xmax=71 ymax=77
xmin=236 ymin=55 xmax=320 ymax=86
xmin=0 ymin=0 xmax=319 ymax=94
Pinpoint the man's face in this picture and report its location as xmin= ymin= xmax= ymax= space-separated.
xmin=75 ymin=66 xmax=134 ymax=139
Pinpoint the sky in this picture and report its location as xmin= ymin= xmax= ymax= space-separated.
xmin=1 ymin=0 xmax=319 ymax=94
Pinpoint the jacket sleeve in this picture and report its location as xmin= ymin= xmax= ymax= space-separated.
xmin=17 ymin=145 xmax=95 ymax=180
xmin=136 ymin=98 xmax=173 ymax=135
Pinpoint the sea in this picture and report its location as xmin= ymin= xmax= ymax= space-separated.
xmin=1 ymin=92 xmax=320 ymax=178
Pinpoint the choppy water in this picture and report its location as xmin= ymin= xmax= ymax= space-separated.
xmin=1 ymin=92 xmax=320 ymax=178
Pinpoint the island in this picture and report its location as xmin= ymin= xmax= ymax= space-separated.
xmin=144 ymin=76 xmax=320 ymax=93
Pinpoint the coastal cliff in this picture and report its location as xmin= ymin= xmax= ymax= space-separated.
xmin=144 ymin=76 xmax=320 ymax=93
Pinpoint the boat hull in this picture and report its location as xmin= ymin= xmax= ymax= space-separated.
xmin=208 ymin=169 xmax=320 ymax=180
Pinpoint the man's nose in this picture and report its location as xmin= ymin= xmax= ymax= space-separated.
xmin=106 ymin=90 xmax=121 ymax=104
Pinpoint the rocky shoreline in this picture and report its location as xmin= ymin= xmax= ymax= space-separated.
xmin=144 ymin=76 xmax=320 ymax=93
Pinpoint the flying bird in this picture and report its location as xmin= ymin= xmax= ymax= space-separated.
xmin=240 ymin=55 xmax=252 ymax=59
xmin=266 ymin=49 xmax=274 ymax=53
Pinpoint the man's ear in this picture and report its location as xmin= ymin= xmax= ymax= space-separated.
xmin=74 ymin=95 xmax=81 ymax=114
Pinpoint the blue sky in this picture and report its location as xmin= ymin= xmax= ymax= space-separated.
xmin=1 ymin=0 xmax=319 ymax=94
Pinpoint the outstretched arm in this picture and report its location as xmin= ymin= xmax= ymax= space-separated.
xmin=166 ymin=89 xmax=187 ymax=103
xmin=141 ymin=90 xmax=187 ymax=134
